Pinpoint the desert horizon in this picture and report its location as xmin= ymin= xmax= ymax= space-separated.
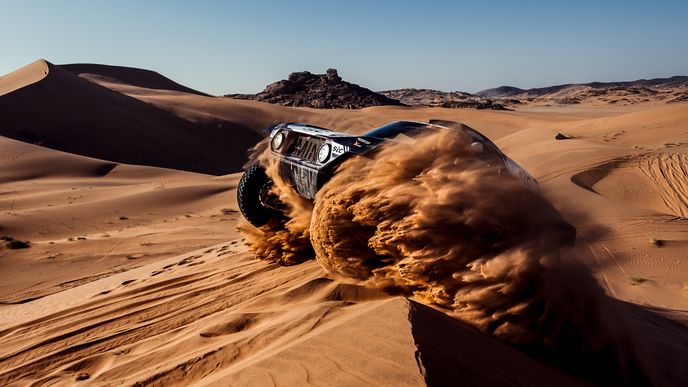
xmin=2 ymin=1 xmax=688 ymax=386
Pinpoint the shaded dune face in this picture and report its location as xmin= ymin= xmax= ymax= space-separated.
xmin=240 ymin=130 xmax=688 ymax=385
xmin=0 ymin=61 xmax=261 ymax=175
xmin=60 ymin=63 xmax=210 ymax=96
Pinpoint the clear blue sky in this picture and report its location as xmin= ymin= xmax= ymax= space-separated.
xmin=1 ymin=0 xmax=686 ymax=95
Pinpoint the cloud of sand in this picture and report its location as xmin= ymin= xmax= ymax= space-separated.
xmin=240 ymin=130 xmax=653 ymax=383
xmin=238 ymin=140 xmax=315 ymax=266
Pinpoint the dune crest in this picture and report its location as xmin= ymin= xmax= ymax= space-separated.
xmin=0 ymin=59 xmax=49 ymax=96
xmin=0 ymin=60 xmax=261 ymax=174
xmin=61 ymin=63 xmax=209 ymax=96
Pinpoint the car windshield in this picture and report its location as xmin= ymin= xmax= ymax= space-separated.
xmin=363 ymin=121 xmax=433 ymax=139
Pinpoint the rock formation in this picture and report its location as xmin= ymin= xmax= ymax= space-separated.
xmin=225 ymin=69 xmax=403 ymax=109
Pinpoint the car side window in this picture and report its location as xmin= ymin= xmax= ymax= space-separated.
xmin=364 ymin=121 xmax=428 ymax=139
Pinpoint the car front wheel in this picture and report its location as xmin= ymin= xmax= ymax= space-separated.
xmin=237 ymin=164 xmax=285 ymax=227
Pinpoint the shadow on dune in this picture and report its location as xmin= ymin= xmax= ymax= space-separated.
xmin=0 ymin=61 xmax=261 ymax=175
xmin=60 ymin=63 xmax=210 ymax=96
xmin=408 ymin=300 xmax=584 ymax=387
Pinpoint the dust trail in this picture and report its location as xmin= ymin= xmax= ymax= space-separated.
xmin=238 ymin=140 xmax=314 ymax=266
xmin=240 ymin=130 xmax=666 ymax=384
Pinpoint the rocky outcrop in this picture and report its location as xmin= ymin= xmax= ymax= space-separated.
xmin=225 ymin=69 xmax=403 ymax=109
xmin=379 ymin=89 xmax=508 ymax=110
xmin=226 ymin=70 xmax=688 ymax=109
xmin=668 ymin=92 xmax=688 ymax=103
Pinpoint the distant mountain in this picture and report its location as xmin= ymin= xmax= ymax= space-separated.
xmin=378 ymin=88 xmax=507 ymax=110
xmin=476 ymin=86 xmax=526 ymax=99
xmin=477 ymin=76 xmax=688 ymax=99
xmin=225 ymin=69 xmax=403 ymax=109
xmin=225 ymin=70 xmax=688 ymax=109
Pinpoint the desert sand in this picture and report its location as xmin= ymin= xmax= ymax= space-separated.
xmin=1 ymin=60 xmax=687 ymax=385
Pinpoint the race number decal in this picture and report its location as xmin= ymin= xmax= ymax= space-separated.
xmin=331 ymin=143 xmax=347 ymax=156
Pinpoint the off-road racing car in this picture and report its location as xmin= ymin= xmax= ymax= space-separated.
xmin=238 ymin=120 xmax=540 ymax=227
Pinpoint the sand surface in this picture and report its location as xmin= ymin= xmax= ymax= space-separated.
xmin=1 ymin=61 xmax=687 ymax=385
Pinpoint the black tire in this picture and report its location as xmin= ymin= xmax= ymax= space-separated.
xmin=237 ymin=164 xmax=284 ymax=227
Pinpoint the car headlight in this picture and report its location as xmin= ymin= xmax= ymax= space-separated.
xmin=271 ymin=131 xmax=284 ymax=150
xmin=317 ymin=143 xmax=331 ymax=163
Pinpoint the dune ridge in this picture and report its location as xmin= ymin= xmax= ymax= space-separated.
xmin=0 ymin=59 xmax=49 ymax=96
xmin=61 ymin=63 xmax=210 ymax=96
xmin=0 ymin=60 xmax=261 ymax=175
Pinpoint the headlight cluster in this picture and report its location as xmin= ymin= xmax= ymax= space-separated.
xmin=272 ymin=130 xmax=332 ymax=164
xmin=271 ymin=131 xmax=284 ymax=150
xmin=317 ymin=144 xmax=331 ymax=163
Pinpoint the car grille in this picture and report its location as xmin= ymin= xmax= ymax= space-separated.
xmin=287 ymin=135 xmax=324 ymax=163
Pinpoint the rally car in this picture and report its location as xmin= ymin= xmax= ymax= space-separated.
xmin=238 ymin=120 xmax=539 ymax=227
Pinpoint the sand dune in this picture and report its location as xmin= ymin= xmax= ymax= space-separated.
xmin=0 ymin=60 xmax=260 ymax=175
xmin=0 ymin=59 xmax=49 ymax=97
xmin=0 ymin=242 xmax=586 ymax=386
xmin=562 ymin=103 xmax=688 ymax=148
xmin=572 ymin=152 xmax=688 ymax=218
xmin=0 ymin=134 xmax=242 ymax=304
xmin=1 ymin=60 xmax=687 ymax=385
xmin=61 ymin=63 xmax=210 ymax=96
